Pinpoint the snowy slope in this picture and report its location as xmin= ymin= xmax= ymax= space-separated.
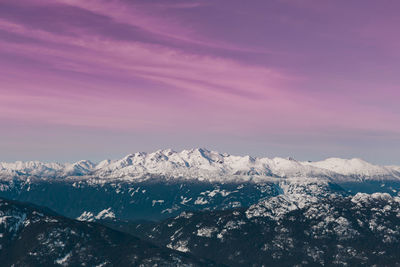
xmin=133 ymin=191 xmax=400 ymax=267
xmin=0 ymin=148 xmax=399 ymax=182
xmin=303 ymin=158 xmax=397 ymax=178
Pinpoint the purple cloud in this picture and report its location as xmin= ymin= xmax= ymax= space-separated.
xmin=0 ymin=0 xmax=399 ymax=162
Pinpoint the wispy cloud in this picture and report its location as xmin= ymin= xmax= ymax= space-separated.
xmin=0 ymin=0 xmax=399 ymax=162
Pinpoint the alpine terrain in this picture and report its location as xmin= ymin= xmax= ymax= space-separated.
xmin=1 ymin=148 xmax=400 ymax=266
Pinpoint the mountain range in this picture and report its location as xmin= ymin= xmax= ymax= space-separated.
xmin=0 ymin=149 xmax=399 ymax=222
xmin=1 ymin=149 xmax=400 ymax=266
xmin=1 ymin=148 xmax=399 ymax=182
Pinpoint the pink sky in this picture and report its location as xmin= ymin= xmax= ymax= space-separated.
xmin=0 ymin=0 xmax=399 ymax=163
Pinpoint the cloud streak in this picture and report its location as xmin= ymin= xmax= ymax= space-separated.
xmin=0 ymin=0 xmax=399 ymax=162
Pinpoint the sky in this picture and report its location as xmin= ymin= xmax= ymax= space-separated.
xmin=0 ymin=0 xmax=399 ymax=164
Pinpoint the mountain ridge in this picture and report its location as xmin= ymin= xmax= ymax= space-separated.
xmin=1 ymin=148 xmax=399 ymax=182
xmin=0 ymin=197 xmax=218 ymax=266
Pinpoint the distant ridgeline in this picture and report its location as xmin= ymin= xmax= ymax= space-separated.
xmin=0 ymin=148 xmax=399 ymax=221
xmin=1 ymin=149 xmax=400 ymax=266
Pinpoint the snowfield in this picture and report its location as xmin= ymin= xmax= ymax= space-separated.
xmin=0 ymin=148 xmax=399 ymax=182
xmin=1 ymin=150 xmax=400 ymax=266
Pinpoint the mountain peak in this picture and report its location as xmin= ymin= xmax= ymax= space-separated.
xmin=0 ymin=149 xmax=399 ymax=182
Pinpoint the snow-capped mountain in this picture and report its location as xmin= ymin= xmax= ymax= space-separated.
xmin=1 ymin=151 xmax=400 ymax=266
xmin=1 ymin=148 xmax=399 ymax=182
